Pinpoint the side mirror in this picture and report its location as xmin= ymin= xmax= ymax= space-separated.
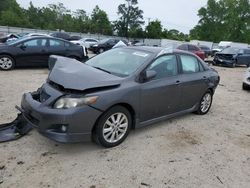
xmin=20 ymin=44 xmax=26 ymax=50
xmin=146 ymin=70 xmax=157 ymax=80
xmin=141 ymin=70 xmax=157 ymax=82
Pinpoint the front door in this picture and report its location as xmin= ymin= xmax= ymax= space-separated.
xmin=15 ymin=38 xmax=49 ymax=66
xmin=140 ymin=54 xmax=181 ymax=122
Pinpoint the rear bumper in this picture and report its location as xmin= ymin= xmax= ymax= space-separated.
xmin=20 ymin=86 xmax=102 ymax=143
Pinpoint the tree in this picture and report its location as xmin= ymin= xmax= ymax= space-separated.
xmin=89 ymin=6 xmax=112 ymax=35
xmin=114 ymin=0 xmax=144 ymax=38
xmin=146 ymin=20 xmax=162 ymax=39
xmin=0 ymin=0 xmax=29 ymax=27
xmin=190 ymin=0 xmax=250 ymax=43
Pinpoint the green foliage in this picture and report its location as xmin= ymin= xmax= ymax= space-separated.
xmin=146 ymin=20 xmax=162 ymax=39
xmin=114 ymin=0 xmax=144 ymax=38
xmin=89 ymin=6 xmax=113 ymax=35
xmin=0 ymin=0 xmax=29 ymax=27
xmin=190 ymin=0 xmax=250 ymax=43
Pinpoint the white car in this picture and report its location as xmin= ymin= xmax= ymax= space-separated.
xmin=71 ymin=38 xmax=98 ymax=49
xmin=243 ymin=67 xmax=250 ymax=90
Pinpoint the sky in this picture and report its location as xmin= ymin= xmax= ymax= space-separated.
xmin=16 ymin=0 xmax=208 ymax=34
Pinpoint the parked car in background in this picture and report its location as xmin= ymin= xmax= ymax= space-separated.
xmin=199 ymin=45 xmax=212 ymax=57
xmin=0 ymin=36 xmax=87 ymax=70
xmin=71 ymin=38 xmax=98 ymax=49
xmin=19 ymin=47 xmax=219 ymax=147
xmin=0 ymin=34 xmax=19 ymax=43
xmin=177 ymin=44 xmax=205 ymax=60
xmin=69 ymin=36 xmax=82 ymax=41
xmin=212 ymin=46 xmax=225 ymax=56
xmin=243 ymin=67 xmax=250 ymax=90
xmin=213 ymin=47 xmax=250 ymax=68
xmin=90 ymin=38 xmax=127 ymax=54
xmin=50 ymin=32 xmax=71 ymax=41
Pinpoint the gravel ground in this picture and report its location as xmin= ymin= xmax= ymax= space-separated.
xmin=0 ymin=65 xmax=250 ymax=188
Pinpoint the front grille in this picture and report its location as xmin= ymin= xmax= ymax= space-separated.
xmin=216 ymin=54 xmax=233 ymax=60
xmin=40 ymin=90 xmax=50 ymax=103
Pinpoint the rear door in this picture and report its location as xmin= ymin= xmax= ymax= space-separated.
xmin=15 ymin=38 xmax=49 ymax=66
xmin=140 ymin=54 xmax=181 ymax=122
xmin=178 ymin=54 xmax=208 ymax=110
xmin=48 ymin=39 xmax=66 ymax=57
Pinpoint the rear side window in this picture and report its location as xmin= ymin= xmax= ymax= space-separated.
xmin=147 ymin=55 xmax=178 ymax=79
xmin=180 ymin=55 xmax=200 ymax=74
xmin=49 ymin=39 xmax=64 ymax=47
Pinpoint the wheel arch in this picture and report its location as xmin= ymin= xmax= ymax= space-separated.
xmin=91 ymin=102 xmax=137 ymax=133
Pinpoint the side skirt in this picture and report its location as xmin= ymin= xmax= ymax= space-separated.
xmin=135 ymin=104 xmax=198 ymax=129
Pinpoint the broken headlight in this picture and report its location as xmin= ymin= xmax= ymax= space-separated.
xmin=53 ymin=96 xmax=98 ymax=109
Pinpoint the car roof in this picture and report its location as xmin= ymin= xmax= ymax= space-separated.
xmin=125 ymin=46 xmax=196 ymax=56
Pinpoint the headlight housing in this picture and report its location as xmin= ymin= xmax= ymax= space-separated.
xmin=53 ymin=95 xmax=98 ymax=109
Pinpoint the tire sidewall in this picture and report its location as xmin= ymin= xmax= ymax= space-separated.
xmin=0 ymin=55 xmax=15 ymax=70
xmin=94 ymin=106 xmax=132 ymax=148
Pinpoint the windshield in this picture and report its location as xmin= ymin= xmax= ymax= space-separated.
xmin=5 ymin=36 xmax=28 ymax=45
xmin=221 ymin=47 xmax=239 ymax=54
xmin=98 ymin=38 xmax=110 ymax=44
xmin=85 ymin=48 xmax=152 ymax=77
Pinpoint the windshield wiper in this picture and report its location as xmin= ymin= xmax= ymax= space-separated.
xmin=92 ymin=66 xmax=111 ymax=74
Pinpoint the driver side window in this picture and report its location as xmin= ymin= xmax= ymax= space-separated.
xmin=147 ymin=55 xmax=178 ymax=80
xmin=23 ymin=39 xmax=47 ymax=47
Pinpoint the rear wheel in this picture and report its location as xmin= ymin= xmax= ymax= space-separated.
xmin=0 ymin=55 xmax=15 ymax=70
xmin=196 ymin=91 xmax=213 ymax=115
xmin=93 ymin=106 xmax=131 ymax=148
xmin=99 ymin=48 xmax=104 ymax=54
xmin=242 ymin=83 xmax=250 ymax=90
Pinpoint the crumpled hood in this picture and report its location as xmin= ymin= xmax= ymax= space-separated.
xmin=48 ymin=56 xmax=123 ymax=91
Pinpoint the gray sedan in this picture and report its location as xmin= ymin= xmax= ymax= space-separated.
xmin=20 ymin=47 xmax=220 ymax=147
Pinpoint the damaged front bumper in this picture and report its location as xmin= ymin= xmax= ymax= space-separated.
xmin=19 ymin=84 xmax=102 ymax=143
xmin=0 ymin=113 xmax=32 ymax=143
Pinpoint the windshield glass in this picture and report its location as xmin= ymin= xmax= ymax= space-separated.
xmin=221 ymin=47 xmax=239 ymax=54
xmin=98 ymin=38 xmax=110 ymax=44
xmin=85 ymin=48 xmax=152 ymax=77
xmin=5 ymin=37 xmax=27 ymax=45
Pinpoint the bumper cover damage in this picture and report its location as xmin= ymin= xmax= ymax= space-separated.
xmin=0 ymin=113 xmax=33 ymax=143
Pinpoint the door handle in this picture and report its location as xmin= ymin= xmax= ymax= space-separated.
xmin=175 ymin=80 xmax=181 ymax=85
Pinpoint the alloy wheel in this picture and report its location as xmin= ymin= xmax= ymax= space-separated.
xmin=102 ymin=113 xmax=128 ymax=143
xmin=0 ymin=57 xmax=13 ymax=70
xmin=200 ymin=93 xmax=212 ymax=113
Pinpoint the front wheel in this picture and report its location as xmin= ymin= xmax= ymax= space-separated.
xmin=93 ymin=106 xmax=132 ymax=148
xmin=242 ymin=83 xmax=250 ymax=90
xmin=196 ymin=91 xmax=213 ymax=115
xmin=0 ymin=55 xmax=15 ymax=70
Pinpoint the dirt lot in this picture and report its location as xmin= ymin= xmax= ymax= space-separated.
xmin=0 ymin=65 xmax=249 ymax=188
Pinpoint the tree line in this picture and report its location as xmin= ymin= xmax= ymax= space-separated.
xmin=0 ymin=0 xmax=249 ymax=43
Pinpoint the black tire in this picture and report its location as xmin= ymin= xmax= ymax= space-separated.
xmin=93 ymin=106 xmax=132 ymax=148
xmin=242 ymin=83 xmax=250 ymax=90
xmin=0 ymin=55 xmax=15 ymax=70
xmin=196 ymin=90 xmax=213 ymax=115
xmin=231 ymin=61 xmax=236 ymax=68
xmin=247 ymin=64 xmax=250 ymax=68
xmin=98 ymin=48 xmax=104 ymax=54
